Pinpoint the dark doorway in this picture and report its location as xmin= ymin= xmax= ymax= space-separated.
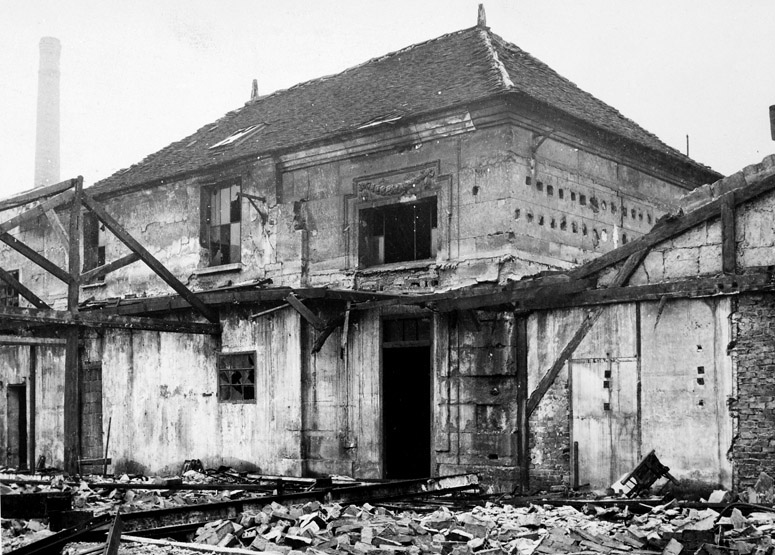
xmin=7 ymin=384 xmax=27 ymax=469
xmin=383 ymin=317 xmax=431 ymax=479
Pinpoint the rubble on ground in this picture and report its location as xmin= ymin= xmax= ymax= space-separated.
xmin=5 ymin=471 xmax=775 ymax=555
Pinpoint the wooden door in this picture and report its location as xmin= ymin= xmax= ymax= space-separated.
xmin=571 ymin=358 xmax=638 ymax=488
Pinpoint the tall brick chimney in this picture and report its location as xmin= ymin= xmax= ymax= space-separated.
xmin=34 ymin=37 xmax=61 ymax=188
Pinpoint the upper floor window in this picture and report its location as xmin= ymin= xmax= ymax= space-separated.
xmin=359 ymin=196 xmax=437 ymax=267
xmin=0 ymin=270 xmax=20 ymax=307
xmin=218 ymin=351 xmax=255 ymax=403
xmin=202 ymin=179 xmax=241 ymax=267
xmin=83 ymin=213 xmax=107 ymax=273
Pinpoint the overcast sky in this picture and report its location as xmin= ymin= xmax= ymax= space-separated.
xmin=2 ymin=0 xmax=774 ymax=198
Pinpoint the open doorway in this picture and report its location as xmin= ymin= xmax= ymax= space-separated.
xmin=6 ymin=384 xmax=27 ymax=469
xmin=383 ymin=317 xmax=431 ymax=479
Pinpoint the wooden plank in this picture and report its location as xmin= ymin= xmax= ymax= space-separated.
xmin=525 ymin=250 xmax=647 ymax=417
xmin=0 ymin=306 xmax=220 ymax=335
xmin=721 ymin=192 xmax=736 ymax=274
xmin=0 ymin=231 xmax=74 ymax=284
xmin=103 ymin=513 xmax=123 ymax=555
xmin=80 ymin=191 xmax=219 ymax=323
xmin=64 ymin=176 xmax=82 ymax=476
xmin=122 ymin=535 xmax=266 ymax=555
xmin=81 ymin=252 xmax=141 ymax=284
xmin=0 ymin=335 xmax=66 ymax=346
xmin=285 ymin=293 xmax=325 ymax=330
xmin=570 ymin=172 xmax=775 ymax=280
xmin=0 ymin=267 xmax=50 ymax=309
xmin=44 ymin=207 xmax=70 ymax=249
xmin=28 ymin=346 xmax=36 ymax=475
xmin=0 ymin=177 xmax=75 ymax=212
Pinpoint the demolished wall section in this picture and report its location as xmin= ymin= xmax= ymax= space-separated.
xmin=730 ymin=292 xmax=775 ymax=489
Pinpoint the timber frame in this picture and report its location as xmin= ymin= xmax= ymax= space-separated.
xmin=3 ymin=168 xmax=773 ymax=485
xmin=0 ymin=178 xmax=224 ymax=473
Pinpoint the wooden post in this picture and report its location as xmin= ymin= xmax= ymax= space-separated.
xmin=721 ymin=192 xmax=736 ymax=274
xmin=63 ymin=177 xmax=82 ymax=475
xmin=515 ymin=316 xmax=529 ymax=493
xmin=29 ymin=346 xmax=36 ymax=473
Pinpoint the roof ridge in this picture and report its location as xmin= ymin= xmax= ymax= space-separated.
xmin=488 ymin=31 xmax=715 ymax=172
xmin=479 ymin=28 xmax=514 ymax=90
xmin=243 ymin=26 xmax=482 ymax=108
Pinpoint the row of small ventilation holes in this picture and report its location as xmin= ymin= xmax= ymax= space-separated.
xmin=518 ymin=176 xmax=653 ymax=244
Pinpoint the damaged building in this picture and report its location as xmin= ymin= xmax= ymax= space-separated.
xmin=4 ymin=13 xmax=757 ymax=493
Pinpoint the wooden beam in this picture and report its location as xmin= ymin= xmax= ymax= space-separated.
xmin=0 ymin=231 xmax=74 ymax=284
xmin=0 ymin=177 xmax=75 ymax=212
xmin=432 ymin=277 xmax=597 ymax=313
xmin=249 ymin=303 xmax=290 ymax=320
xmin=525 ymin=249 xmax=647 ymax=417
xmin=80 ymin=191 xmax=219 ymax=323
xmin=0 ymin=306 xmax=221 ymax=334
xmin=340 ymin=301 xmax=351 ymax=358
xmin=312 ymin=315 xmax=345 ymax=354
xmin=0 ymin=335 xmax=66 ymax=346
xmin=514 ymin=271 xmax=773 ymax=314
xmin=44 ymin=206 xmax=70 ymax=249
xmin=721 ymin=192 xmax=736 ymax=274
xmin=285 ymin=293 xmax=325 ymax=330
xmin=80 ymin=252 xmax=141 ymax=284
xmin=0 ymin=189 xmax=75 ymax=234
xmin=64 ymin=176 xmax=82 ymax=475
xmin=570 ymin=172 xmax=775 ymax=280
xmin=0 ymin=267 xmax=50 ymax=309
xmin=526 ymin=306 xmax=604 ymax=417
xmin=28 ymin=345 xmax=36 ymax=474
xmin=103 ymin=513 xmax=124 ymax=555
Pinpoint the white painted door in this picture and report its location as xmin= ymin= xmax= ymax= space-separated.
xmin=571 ymin=358 xmax=638 ymax=489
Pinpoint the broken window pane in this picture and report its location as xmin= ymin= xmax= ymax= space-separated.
xmin=218 ymin=351 xmax=256 ymax=403
xmin=205 ymin=180 xmax=241 ymax=267
xmin=359 ymin=196 xmax=437 ymax=267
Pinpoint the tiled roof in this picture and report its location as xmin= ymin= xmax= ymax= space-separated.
xmin=93 ymin=26 xmax=717 ymax=193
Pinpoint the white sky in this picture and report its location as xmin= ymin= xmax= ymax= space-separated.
xmin=2 ymin=0 xmax=774 ymax=198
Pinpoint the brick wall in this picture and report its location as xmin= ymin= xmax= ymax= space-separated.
xmin=528 ymin=369 xmax=571 ymax=491
xmin=731 ymin=293 xmax=775 ymax=488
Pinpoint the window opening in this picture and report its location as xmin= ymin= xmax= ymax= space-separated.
xmin=83 ymin=213 xmax=107 ymax=273
xmin=203 ymin=180 xmax=241 ymax=266
xmin=0 ymin=270 xmax=20 ymax=307
xmin=218 ymin=351 xmax=256 ymax=402
xmin=359 ymin=196 xmax=437 ymax=266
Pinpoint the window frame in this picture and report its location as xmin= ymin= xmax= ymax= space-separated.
xmin=83 ymin=212 xmax=107 ymax=276
xmin=201 ymin=178 xmax=242 ymax=268
xmin=0 ymin=270 xmax=20 ymax=307
xmin=357 ymin=193 xmax=438 ymax=268
xmin=217 ymin=350 xmax=257 ymax=404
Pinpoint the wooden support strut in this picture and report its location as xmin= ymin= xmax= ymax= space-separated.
xmin=80 ymin=191 xmax=219 ymax=324
xmin=0 ymin=231 xmax=74 ymax=284
xmin=80 ymin=252 xmax=141 ymax=284
xmin=285 ymin=293 xmax=326 ymax=330
xmin=525 ymin=249 xmax=648 ymax=418
xmin=0 ymin=266 xmax=50 ymax=309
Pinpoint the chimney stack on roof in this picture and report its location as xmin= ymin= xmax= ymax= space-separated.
xmin=34 ymin=37 xmax=61 ymax=189
xmin=477 ymin=4 xmax=487 ymax=27
xmin=770 ymin=105 xmax=775 ymax=141
xmin=251 ymin=79 xmax=259 ymax=101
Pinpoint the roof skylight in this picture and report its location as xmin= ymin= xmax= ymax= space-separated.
xmin=209 ymin=124 xmax=264 ymax=149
